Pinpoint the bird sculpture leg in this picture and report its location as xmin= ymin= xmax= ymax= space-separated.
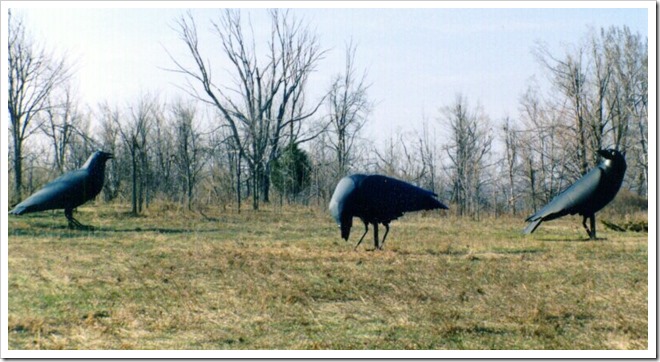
xmin=372 ymin=222 xmax=379 ymax=250
xmin=378 ymin=223 xmax=390 ymax=250
xmin=582 ymin=214 xmax=597 ymax=240
xmin=354 ymin=222 xmax=369 ymax=250
xmin=582 ymin=215 xmax=591 ymax=238
xmin=65 ymin=208 xmax=90 ymax=230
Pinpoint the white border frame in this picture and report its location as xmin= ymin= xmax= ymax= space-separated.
xmin=1 ymin=1 xmax=655 ymax=359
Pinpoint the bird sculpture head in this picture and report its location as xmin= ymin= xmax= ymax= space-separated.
xmin=329 ymin=176 xmax=356 ymax=240
xmin=597 ymin=149 xmax=626 ymax=173
xmin=82 ymin=150 xmax=114 ymax=170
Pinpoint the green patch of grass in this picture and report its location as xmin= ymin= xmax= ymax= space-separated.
xmin=7 ymin=204 xmax=648 ymax=350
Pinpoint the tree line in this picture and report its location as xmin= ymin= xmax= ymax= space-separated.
xmin=8 ymin=10 xmax=648 ymax=218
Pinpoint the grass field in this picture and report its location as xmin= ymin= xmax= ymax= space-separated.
xmin=7 ymin=202 xmax=649 ymax=351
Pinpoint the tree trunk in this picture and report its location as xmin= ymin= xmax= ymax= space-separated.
xmin=251 ymin=164 xmax=260 ymax=210
xmin=262 ymin=163 xmax=271 ymax=203
xmin=131 ymin=147 xmax=138 ymax=215
xmin=236 ymin=155 xmax=241 ymax=213
xmin=12 ymin=139 xmax=22 ymax=203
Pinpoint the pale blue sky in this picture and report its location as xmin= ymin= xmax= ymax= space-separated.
xmin=5 ymin=3 xmax=651 ymax=143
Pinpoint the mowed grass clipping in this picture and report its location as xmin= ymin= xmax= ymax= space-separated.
xmin=7 ymin=203 xmax=648 ymax=350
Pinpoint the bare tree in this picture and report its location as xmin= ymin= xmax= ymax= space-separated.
xmin=215 ymin=127 xmax=245 ymax=212
xmin=326 ymin=40 xmax=371 ymax=180
xmin=149 ymin=106 xmax=175 ymax=201
xmin=442 ymin=94 xmax=493 ymax=218
xmin=534 ymin=41 xmax=590 ymax=175
xmin=602 ymin=26 xmax=648 ymax=195
xmin=171 ymin=101 xmax=207 ymax=210
xmin=98 ymin=103 xmax=122 ymax=202
xmin=115 ymin=95 xmax=156 ymax=215
xmin=40 ymin=85 xmax=91 ymax=173
xmin=373 ymin=129 xmax=433 ymax=187
xmin=8 ymin=10 xmax=70 ymax=203
xmin=501 ymin=117 xmax=520 ymax=215
xmin=533 ymin=26 xmax=648 ymax=201
xmin=519 ymin=136 xmax=537 ymax=212
xmin=169 ymin=9 xmax=326 ymax=210
xmin=374 ymin=132 xmax=413 ymax=180
xmin=307 ymin=131 xmax=334 ymax=207
xmin=586 ymin=28 xmax=612 ymax=162
xmin=416 ymin=118 xmax=441 ymax=193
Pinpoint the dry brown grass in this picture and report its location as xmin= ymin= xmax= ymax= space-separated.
xmin=7 ymin=202 xmax=649 ymax=350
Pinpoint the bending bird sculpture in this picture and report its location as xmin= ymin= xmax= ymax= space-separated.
xmin=9 ymin=150 xmax=114 ymax=229
xmin=329 ymin=174 xmax=448 ymax=250
xmin=523 ymin=149 xmax=626 ymax=240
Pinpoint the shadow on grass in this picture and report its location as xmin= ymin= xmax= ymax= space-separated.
xmin=95 ymin=227 xmax=226 ymax=234
xmin=492 ymin=248 xmax=546 ymax=254
xmin=9 ymin=224 xmax=227 ymax=237
xmin=535 ymin=236 xmax=607 ymax=242
xmin=9 ymin=225 xmax=97 ymax=239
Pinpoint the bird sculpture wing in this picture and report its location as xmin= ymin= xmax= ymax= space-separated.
xmin=364 ymin=176 xmax=448 ymax=221
xmin=388 ymin=178 xmax=448 ymax=212
xmin=10 ymin=170 xmax=89 ymax=214
xmin=524 ymin=166 xmax=603 ymax=230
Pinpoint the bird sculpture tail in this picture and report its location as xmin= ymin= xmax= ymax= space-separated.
xmin=430 ymin=197 xmax=449 ymax=210
xmin=523 ymin=218 xmax=542 ymax=234
xmin=9 ymin=205 xmax=26 ymax=215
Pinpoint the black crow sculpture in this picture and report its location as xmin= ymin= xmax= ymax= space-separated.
xmin=329 ymin=174 xmax=448 ymax=250
xmin=9 ymin=150 xmax=114 ymax=229
xmin=523 ymin=149 xmax=626 ymax=239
